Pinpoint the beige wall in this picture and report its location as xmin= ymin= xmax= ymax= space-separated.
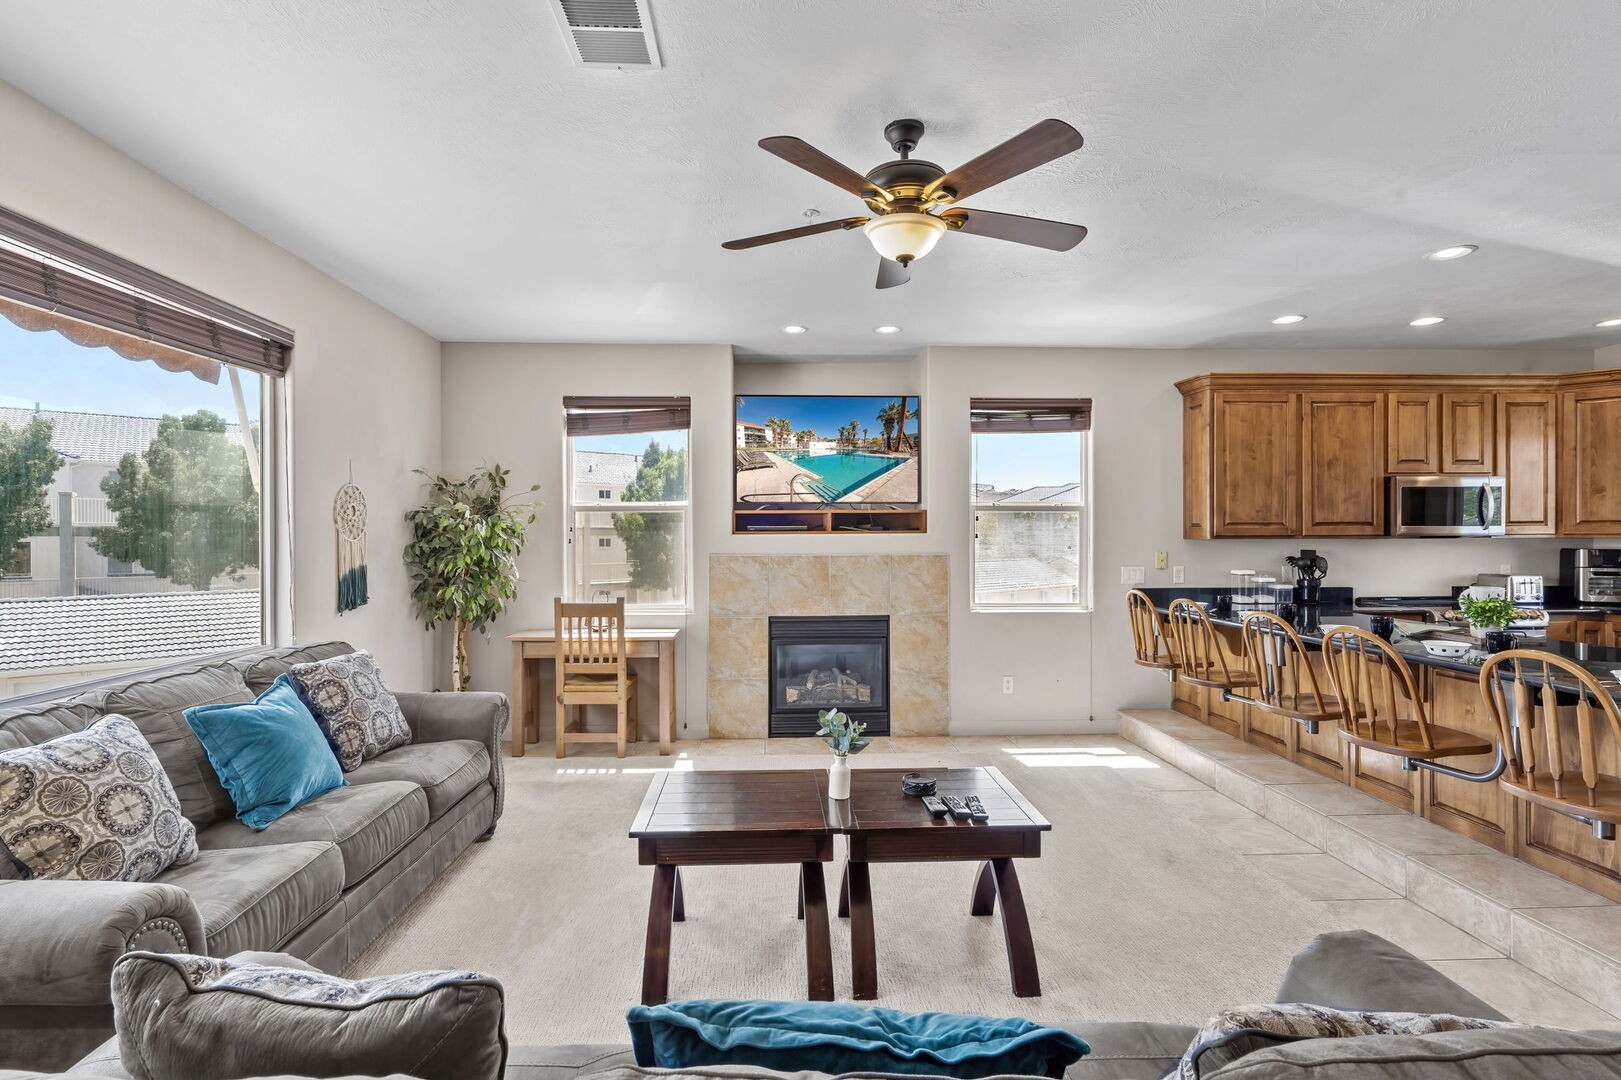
xmin=0 ymin=80 xmax=442 ymax=688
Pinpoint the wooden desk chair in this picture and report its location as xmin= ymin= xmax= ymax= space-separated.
xmin=1126 ymin=589 xmax=1176 ymax=671
xmin=1166 ymin=599 xmax=1259 ymax=731
xmin=1479 ymin=650 xmax=1621 ymax=840
xmin=554 ymin=597 xmax=639 ymax=758
xmin=1240 ymin=611 xmax=1344 ymax=735
xmin=1322 ymin=627 xmax=1491 ymax=768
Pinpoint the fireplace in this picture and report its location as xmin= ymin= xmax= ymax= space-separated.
xmin=768 ymin=615 xmax=890 ymax=737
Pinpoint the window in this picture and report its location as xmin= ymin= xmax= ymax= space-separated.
xmin=564 ymin=396 xmax=691 ymax=610
xmin=0 ymin=205 xmax=289 ymax=698
xmin=969 ymin=398 xmax=1091 ymax=611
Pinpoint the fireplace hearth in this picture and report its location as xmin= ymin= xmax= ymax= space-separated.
xmin=768 ymin=615 xmax=890 ymax=737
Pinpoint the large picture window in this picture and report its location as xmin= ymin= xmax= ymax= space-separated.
xmin=564 ymin=396 xmax=691 ymax=610
xmin=0 ymin=206 xmax=288 ymax=699
xmin=969 ymin=398 xmax=1092 ymax=612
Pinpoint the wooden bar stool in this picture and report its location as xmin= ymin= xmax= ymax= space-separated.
xmin=554 ymin=596 xmax=639 ymax=758
xmin=1126 ymin=589 xmax=1176 ymax=671
xmin=1479 ymin=649 xmax=1621 ymax=840
xmin=1240 ymin=611 xmax=1343 ymax=735
xmin=1322 ymin=627 xmax=1492 ymax=773
xmin=1166 ymin=598 xmax=1258 ymax=728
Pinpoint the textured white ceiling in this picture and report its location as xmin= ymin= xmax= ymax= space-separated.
xmin=2 ymin=0 xmax=1619 ymax=359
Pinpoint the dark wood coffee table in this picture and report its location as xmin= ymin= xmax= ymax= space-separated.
xmin=827 ymin=766 xmax=1050 ymax=999
xmin=628 ymin=770 xmax=835 ymax=1005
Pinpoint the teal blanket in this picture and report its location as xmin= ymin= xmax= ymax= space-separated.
xmin=626 ymin=1000 xmax=1089 ymax=1078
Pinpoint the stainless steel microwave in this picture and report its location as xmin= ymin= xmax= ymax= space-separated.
xmin=1388 ymin=475 xmax=1506 ymax=537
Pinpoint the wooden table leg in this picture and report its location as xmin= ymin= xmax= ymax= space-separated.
xmin=672 ymin=867 xmax=685 ymax=923
xmin=642 ymin=864 xmax=677 ymax=1004
xmin=799 ymin=862 xmax=834 ymax=1001
xmin=837 ymin=861 xmax=850 ymax=919
xmin=659 ymin=641 xmax=675 ymax=755
xmin=846 ymin=860 xmax=877 ymax=1000
xmin=796 ymin=876 xmax=804 ymax=920
xmin=991 ymin=858 xmax=1041 ymax=997
xmin=970 ymin=860 xmax=997 ymax=916
xmin=510 ymin=646 xmax=527 ymax=757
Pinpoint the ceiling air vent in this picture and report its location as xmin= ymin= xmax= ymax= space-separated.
xmin=549 ymin=0 xmax=662 ymax=69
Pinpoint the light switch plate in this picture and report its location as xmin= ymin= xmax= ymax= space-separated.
xmin=1155 ymin=550 xmax=1168 ymax=570
xmin=1172 ymin=566 xmax=1185 ymax=584
xmin=1121 ymin=566 xmax=1146 ymax=585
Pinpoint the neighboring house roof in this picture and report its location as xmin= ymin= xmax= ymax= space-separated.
xmin=0 ymin=589 xmax=260 ymax=672
xmin=0 ymin=406 xmax=244 ymax=465
xmin=993 ymin=483 xmax=1083 ymax=504
xmin=975 ymin=558 xmax=1077 ymax=595
xmin=736 ymin=420 xmax=768 ymax=429
xmin=574 ymin=450 xmax=639 ymax=487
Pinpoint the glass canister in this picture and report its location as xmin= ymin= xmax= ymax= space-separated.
xmin=1252 ymin=576 xmax=1279 ymax=607
xmin=1229 ymin=569 xmax=1256 ymax=607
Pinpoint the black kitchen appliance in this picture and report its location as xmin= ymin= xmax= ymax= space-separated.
xmin=1286 ymin=549 xmax=1327 ymax=605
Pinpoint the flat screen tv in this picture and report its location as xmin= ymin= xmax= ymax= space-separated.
xmin=734 ymin=394 xmax=921 ymax=507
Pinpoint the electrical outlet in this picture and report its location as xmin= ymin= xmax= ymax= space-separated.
xmin=1002 ymin=676 xmax=1014 ymax=695
xmin=1499 ymin=563 xmax=1512 ymax=574
xmin=1120 ymin=565 xmax=1146 ymax=585
xmin=1172 ymin=565 xmax=1185 ymax=584
xmin=1155 ymin=550 xmax=1168 ymax=570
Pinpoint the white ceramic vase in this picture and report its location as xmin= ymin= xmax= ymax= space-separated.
xmin=828 ymin=754 xmax=851 ymax=800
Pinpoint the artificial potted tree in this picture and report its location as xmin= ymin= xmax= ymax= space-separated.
xmin=404 ymin=465 xmax=539 ymax=691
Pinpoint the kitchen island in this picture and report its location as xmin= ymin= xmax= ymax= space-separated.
xmin=1139 ymin=587 xmax=1621 ymax=902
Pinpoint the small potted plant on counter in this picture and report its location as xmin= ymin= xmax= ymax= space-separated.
xmin=1458 ymin=594 xmax=1520 ymax=652
xmin=817 ymin=708 xmax=870 ymax=801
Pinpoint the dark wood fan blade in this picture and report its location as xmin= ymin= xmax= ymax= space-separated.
xmin=942 ymin=208 xmax=1088 ymax=251
xmin=759 ymin=136 xmax=891 ymax=201
xmin=924 ymin=119 xmax=1084 ymax=203
xmin=876 ymin=258 xmax=911 ymax=289
xmin=722 ymin=217 xmax=868 ymax=250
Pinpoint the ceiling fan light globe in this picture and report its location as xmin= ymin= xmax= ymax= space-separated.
xmin=863 ymin=212 xmax=947 ymax=265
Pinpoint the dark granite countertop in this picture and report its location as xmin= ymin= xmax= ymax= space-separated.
xmin=1138 ymin=586 xmax=1621 ymax=697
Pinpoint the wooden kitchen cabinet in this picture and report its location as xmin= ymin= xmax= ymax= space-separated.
xmin=1387 ymin=391 xmax=1440 ymax=473
xmin=1496 ymin=392 xmax=1558 ymax=535
xmin=1440 ymin=392 xmax=1494 ymax=473
xmin=1301 ymin=391 xmax=1386 ymax=536
xmin=1205 ymin=390 xmax=1299 ymax=538
xmin=1560 ymin=381 xmax=1621 ymax=536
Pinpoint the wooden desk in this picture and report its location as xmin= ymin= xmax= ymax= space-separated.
xmin=507 ymin=627 xmax=680 ymax=757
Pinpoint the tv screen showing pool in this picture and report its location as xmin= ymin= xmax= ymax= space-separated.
xmin=735 ymin=395 xmax=921 ymax=505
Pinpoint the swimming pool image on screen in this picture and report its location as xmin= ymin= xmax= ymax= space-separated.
xmin=734 ymin=395 xmax=921 ymax=504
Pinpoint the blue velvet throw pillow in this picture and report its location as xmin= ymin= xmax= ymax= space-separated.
xmin=626 ymin=1000 xmax=1089 ymax=1079
xmin=184 ymin=675 xmax=345 ymax=830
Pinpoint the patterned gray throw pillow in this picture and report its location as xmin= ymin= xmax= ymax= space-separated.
xmin=112 ymin=951 xmax=507 ymax=1080
xmin=1174 ymin=1003 xmax=1516 ymax=1078
xmin=288 ymin=650 xmax=412 ymax=771
xmin=0 ymin=713 xmax=198 ymax=881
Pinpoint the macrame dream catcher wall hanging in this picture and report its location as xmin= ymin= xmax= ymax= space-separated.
xmin=334 ymin=475 xmax=369 ymax=613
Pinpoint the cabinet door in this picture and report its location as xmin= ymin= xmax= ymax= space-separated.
xmin=1387 ymin=392 xmax=1440 ymax=473
xmin=1302 ymin=392 xmax=1386 ymax=536
xmin=1546 ymin=616 xmax=1577 ymax=643
xmin=1560 ymin=386 xmax=1621 ymax=535
xmin=1182 ymin=390 xmax=1211 ymax=539
xmin=1496 ymin=392 xmax=1557 ymax=535
xmin=1441 ymin=393 xmax=1495 ymax=473
xmin=1211 ymin=391 xmax=1299 ymax=537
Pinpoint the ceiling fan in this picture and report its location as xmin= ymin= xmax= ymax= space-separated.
xmin=722 ymin=117 xmax=1088 ymax=289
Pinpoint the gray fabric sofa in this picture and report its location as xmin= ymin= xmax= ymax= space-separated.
xmin=9 ymin=931 xmax=1621 ymax=1079
xmin=0 ymin=641 xmax=508 ymax=1071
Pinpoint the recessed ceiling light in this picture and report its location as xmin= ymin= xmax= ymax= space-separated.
xmin=1597 ymin=318 xmax=1621 ymax=328
xmin=1410 ymin=316 xmax=1446 ymax=326
xmin=780 ymin=325 xmax=808 ymax=335
xmin=1271 ymin=314 xmax=1306 ymax=325
xmin=874 ymin=325 xmax=902 ymax=334
xmin=1426 ymin=245 xmax=1478 ymax=261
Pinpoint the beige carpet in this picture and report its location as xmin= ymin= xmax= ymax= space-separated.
xmin=349 ymin=734 xmax=1417 ymax=1044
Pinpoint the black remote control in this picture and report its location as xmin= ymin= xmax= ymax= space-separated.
xmin=965 ymin=795 xmax=990 ymax=821
xmin=941 ymin=795 xmax=973 ymax=820
xmin=921 ymin=795 xmax=949 ymax=818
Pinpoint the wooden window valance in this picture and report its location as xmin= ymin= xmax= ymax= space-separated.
xmin=0 ymin=205 xmax=293 ymax=378
xmin=564 ymin=396 xmax=691 ymax=436
xmin=970 ymin=398 xmax=1092 ymax=433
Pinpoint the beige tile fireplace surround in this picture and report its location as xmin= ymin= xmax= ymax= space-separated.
xmin=708 ymin=554 xmax=949 ymax=738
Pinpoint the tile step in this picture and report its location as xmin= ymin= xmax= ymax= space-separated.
xmin=1120 ymin=708 xmax=1621 ymax=1019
